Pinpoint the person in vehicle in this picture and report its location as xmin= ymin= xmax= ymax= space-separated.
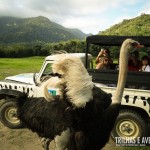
xmin=96 ymin=48 xmax=113 ymax=69
xmin=128 ymin=50 xmax=141 ymax=71
xmin=139 ymin=55 xmax=150 ymax=90
xmin=139 ymin=55 xmax=150 ymax=72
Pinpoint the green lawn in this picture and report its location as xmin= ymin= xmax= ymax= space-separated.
xmin=0 ymin=57 xmax=45 ymax=80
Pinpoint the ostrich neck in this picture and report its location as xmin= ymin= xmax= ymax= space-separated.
xmin=113 ymin=43 xmax=130 ymax=103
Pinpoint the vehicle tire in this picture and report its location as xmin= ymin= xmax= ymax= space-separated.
xmin=111 ymin=109 xmax=149 ymax=143
xmin=0 ymin=101 xmax=23 ymax=129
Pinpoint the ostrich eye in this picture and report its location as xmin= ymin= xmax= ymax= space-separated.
xmin=131 ymin=42 xmax=138 ymax=47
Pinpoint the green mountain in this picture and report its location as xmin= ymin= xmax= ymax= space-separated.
xmin=0 ymin=16 xmax=87 ymax=44
xmin=100 ymin=14 xmax=150 ymax=36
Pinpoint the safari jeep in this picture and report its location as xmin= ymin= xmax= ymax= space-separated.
xmin=0 ymin=35 xmax=150 ymax=143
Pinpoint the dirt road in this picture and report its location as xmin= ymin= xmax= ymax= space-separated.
xmin=2 ymin=121 xmax=149 ymax=150
xmin=0 ymin=121 xmax=117 ymax=150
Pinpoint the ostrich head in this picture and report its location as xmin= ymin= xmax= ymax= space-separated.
xmin=113 ymin=39 xmax=143 ymax=103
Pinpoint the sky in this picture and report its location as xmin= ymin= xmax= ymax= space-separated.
xmin=0 ymin=0 xmax=150 ymax=34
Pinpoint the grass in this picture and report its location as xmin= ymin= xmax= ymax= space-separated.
xmin=0 ymin=56 xmax=45 ymax=80
xmin=0 ymin=56 xmax=117 ymax=80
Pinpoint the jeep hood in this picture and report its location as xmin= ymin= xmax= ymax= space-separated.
xmin=5 ymin=73 xmax=35 ymax=84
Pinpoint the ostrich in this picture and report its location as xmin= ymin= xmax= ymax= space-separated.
xmin=0 ymin=39 xmax=143 ymax=150
xmin=50 ymin=39 xmax=143 ymax=150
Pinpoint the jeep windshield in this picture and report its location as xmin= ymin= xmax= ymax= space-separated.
xmin=42 ymin=63 xmax=52 ymax=75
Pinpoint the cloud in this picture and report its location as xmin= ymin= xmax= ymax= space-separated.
xmin=140 ymin=1 xmax=150 ymax=14
xmin=0 ymin=0 xmax=149 ymax=34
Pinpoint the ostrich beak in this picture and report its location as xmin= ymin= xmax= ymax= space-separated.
xmin=134 ymin=42 xmax=144 ymax=48
xmin=136 ymin=44 xmax=144 ymax=48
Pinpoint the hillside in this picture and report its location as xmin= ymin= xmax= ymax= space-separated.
xmin=100 ymin=14 xmax=150 ymax=36
xmin=0 ymin=16 xmax=87 ymax=44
